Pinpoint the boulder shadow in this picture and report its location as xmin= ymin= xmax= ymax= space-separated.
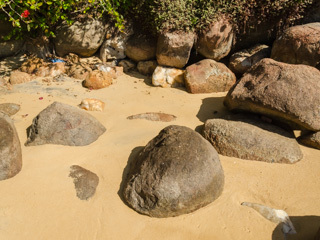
xmin=117 ymin=146 xmax=144 ymax=204
xmin=196 ymin=96 xmax=230 ymax=123
xmin=272 ymin=215 xmax=320 ymax=240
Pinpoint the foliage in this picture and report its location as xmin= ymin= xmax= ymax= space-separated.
xmin=0 ymin=0 xmax=317 ymax=40
xmin=0 ymin=0 xmax=125 ymax=40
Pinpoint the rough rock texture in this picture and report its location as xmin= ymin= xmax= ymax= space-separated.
xmin=54 ymin=20 xmax=105 ymax=57
xmin=79 ymin=98 xmax=105 ymax=111
xmin=0 ymin=103 xmax=20 ymax=116
xmin=202 ymin=115 xmax=303 ymax=163
xmin=195 ymin=17 xmax=234 ymax=61
xmin=224 ymin=58 xmax=320 ymax=131
xmin=68 ymin=64 xmax=91 ymax=81
xmin=118 ymin=59 xmax=136 ymax=72
xmin=20 ymin=57 xmax=45 ymax=74
xmin=0 ymin=40 xmax=24 ymax=59
xmin=315 ymin=226 xmax=320 ymax=240
xmin=127 ymin=112 xmax=176 ymax=122
xmin=271 ymin=23 xmax=320 ymax=67
xmin=83 ymin=70 xmax=113 ymax=89
xmin=137 ymin=60 xmax=158 ymax=76
xmin=0 ymin=112 xmax=22 ymax=180
xmin=125 ymin=35 xmax=156 ymax=62
xmin=69 ymin=165 xmax=99 ymax=200
xmin=123 ymin=125 xmax=224 ymax=218
xmin=229 ymin=44 xmax=271 ymax=74
xmin=152 ymin=66 xmax=185 ymax=88
xmin=184 ymin=59 xmax=236 ymax=93
xmin=9 ymin=71 xmax=32 ymax=85
xmin=156 ymin=31 xmax=194 ymax=68
xmin=298 ymin=131 xmax=320 ymax=150
xmin=25 ymin=102 xmax=106 ymax=146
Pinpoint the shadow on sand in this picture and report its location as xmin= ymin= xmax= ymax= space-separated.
xmin=272 ymin=215 xmax=320 ymax=240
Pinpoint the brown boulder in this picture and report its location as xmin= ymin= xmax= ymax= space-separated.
xmin=298 ymin=131 xmax=320 ymax=150
xmin=0 ymin=112 xmax=22 ymax=180
xmin=202 ymin=115 xmax=303 ymax=164
xmin=229 ymin=44 xmax=271 ymax=74
xmin=122 ymin=125 xmax=224 ymax=217
xmin=195 ymin=17 xmax=234 ymax=61
xmin=83 ymin=70 xmax=113 ymax=89
xmin=224 ymin=58 xmax=320 ymax=131
xmin=9 ymin=71 xmax=32 ymax=85
xmin=156 ymin=31 xmax=194 ymax=68
xmin=184 ymin=59 xmax=236 ymax=93
xmin=118 ymin=59 xmax=136 ymax=73
xmin=271 ymin=23 xmax=320 ymax=67
xmin=125 ymin=34 xmax=156 ymax=62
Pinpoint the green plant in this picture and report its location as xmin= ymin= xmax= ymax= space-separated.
xmin=0 ymin=0 xmax=125 ymax=40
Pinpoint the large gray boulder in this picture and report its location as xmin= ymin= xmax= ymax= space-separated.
xmin=224 ymin=58 xmax=320 ymax=131
xmin=69 ymin=165 xmax=99 ymax=200
xmin=298 ymin=131 xmax=320 ymax=150
xmin=184 ymin=59 xmax=236 ymax=93
xmin=195 ymin=17 xmax=234 ymax=61
xmin=156 ymin=31 xmax=194 ymax=68
xmin=123 ymin=125 xmax=224 ymax=218
xmin=25 ymin=102 xmax=106 ymax=146
xmin=202 ymin=115 xmax=303 ymax=164
xmin=271 ymin=23 xmax=320 ymax=68
xmin=0 ymin=40 xmax=24 ymax=59
xmin=0 ymin=112 xmax=22 ymax=180
xmin=54 ymin=20 xmax=106 ymax=57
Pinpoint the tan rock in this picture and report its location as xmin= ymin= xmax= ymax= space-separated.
xmin=125 ymin=34 xmax=156 ymax=62
xmin=184 ymin=59 xmax=236 ymax=93
xmin=152 ymin=66 xmax=185 ymax=88
xmin=9 ymin=71 xmax=32 ymax=85
xmin=156 ymin=31 xmax=194 ymax=68
xmin=79 ymin=98 xmax=105 ymax=111
xmin=229 ymin=44 xmax=271 ymax=74
xmin=83 ymin=70 xmax=113 ymax=89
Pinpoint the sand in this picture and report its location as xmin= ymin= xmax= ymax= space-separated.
xmin=0 ymin=72 xmax=319 ymax=240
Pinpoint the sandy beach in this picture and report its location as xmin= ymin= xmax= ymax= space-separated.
xmin=0 ymin=72 xmax=319 ymax=240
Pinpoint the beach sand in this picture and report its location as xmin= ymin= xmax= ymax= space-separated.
xmin=0 ymin=72 xmax=319 ymax=240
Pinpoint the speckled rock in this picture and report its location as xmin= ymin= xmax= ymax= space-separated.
xmin=152 ymin=66 xmax=185 ymax=88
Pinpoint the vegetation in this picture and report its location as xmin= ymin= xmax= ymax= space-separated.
xmin=0 ymin=0 xmax=317 ymax=40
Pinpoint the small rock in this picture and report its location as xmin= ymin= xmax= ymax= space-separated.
xmin=156 ymin=31 xmax=194 ymax=68
xmin=68 ymin=64 xmax=91 ymax=81
xmin=118 ymin=59 xmax=136 ymax=73
xmin=25 ymin=102 xmax=106 ymax=146
xmin=184 ymin=59 xmax=236 ymax=93
xmin=229 ymin=44 xmax=271 ymax=74
xmin=0 ymin=103 xmax=20 ymax=116
xmin=152 ymin=66 xmax=185 ymax=88
xmin=202 ymin=114 xmax=303 ymax=163
xmin=137 ymin=60 xmax=158 ymax=76
xmin=195 ymin=16 xmax=234 ymax=61
xmin=9 ymin=71 xmax=32 ymax=85
xmin=125 ymin=34 xmax=156 ymax=62
xmin=122 ymin=125 xmax=224 ymax=217
xmin=83 ymin=70 xmax=113 ymax=90
xmin=79 ymin=98 xmax=105 ymax=111
xmin=0 ymin=112 xmax=22 ymax=180
xmin=298 ymin=131 xmax=320 ymax=150
xmin=127 ymin=112 xmax=176 ymax=122
xmin=69 ymin=165 xmax=99 ymax=200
